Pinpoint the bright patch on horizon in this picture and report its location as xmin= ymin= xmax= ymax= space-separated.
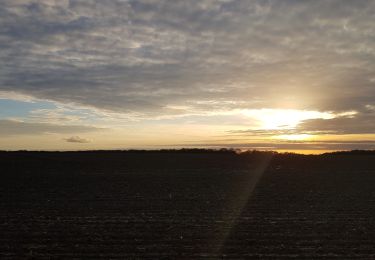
xmin=241 ymin=109 xmax=336 ymax=130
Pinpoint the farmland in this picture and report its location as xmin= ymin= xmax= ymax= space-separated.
xmin=1 ymin=150 xmax=375 ymax=259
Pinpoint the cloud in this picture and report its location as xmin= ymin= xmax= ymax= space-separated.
xmin=64 ymin=136 xmax=91 ymax=143
xmin=0 ymin=119 xmax=100 ymax=136
xmin=297 ymin=108 xmax=375 ymax=135
xmin=228 ymin=129 xmax=305 ymax=136
xmin=0 ymin=0 xmax=374 ymax=117
xmin=172 ymin=140 xmax=375 ymax=151
xmin=28 ymin=107 xmax=94 ymax=124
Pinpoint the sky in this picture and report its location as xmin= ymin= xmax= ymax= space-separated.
xmin=0 ymin=0 xmax=374 ymax=153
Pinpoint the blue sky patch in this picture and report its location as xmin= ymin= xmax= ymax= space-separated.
xmin=0 ymin=99 xmax=56 ymax=119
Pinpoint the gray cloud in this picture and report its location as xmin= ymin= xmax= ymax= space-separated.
xmin=64 ymin=136 xmax=91 ymax=143
xmin=298 ymin=114 xmax=375 ymax=135
xmin=0 ymin=119 xmax=100 ymax=136
xmin=0 ymin=0 xmax=374 ymax=121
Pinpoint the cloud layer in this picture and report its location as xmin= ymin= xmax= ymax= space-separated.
xmin=1 ymin=0 xmax=374 ymax=115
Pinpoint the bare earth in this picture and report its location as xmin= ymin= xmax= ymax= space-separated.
xmin=1 ymin=151 xmax=375 ymax=259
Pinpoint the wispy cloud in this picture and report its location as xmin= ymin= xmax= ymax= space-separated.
xmin=171 ymin=140 xmax=375 ymax=151
xmin=0 ymin=119 xmax=100 ymax=136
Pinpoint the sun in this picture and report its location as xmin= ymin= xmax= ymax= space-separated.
xmin=239 ymin=108 xmax=336 ymax=141
xmin=259 ymin=110 xmax=307 ymax=130
xmin=241 ymin=109 xmax=334 ymax=130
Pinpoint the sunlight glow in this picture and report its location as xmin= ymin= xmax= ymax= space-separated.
xmin=241 ymin=109 xmax=335 ymax=130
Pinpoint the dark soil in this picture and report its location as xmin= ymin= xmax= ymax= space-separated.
xmin=1 ymin=151 xmax=375 ymax=259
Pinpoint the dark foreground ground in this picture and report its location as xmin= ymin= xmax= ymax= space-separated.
xmin=1 ymin=150 xmax=375 ymax=259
